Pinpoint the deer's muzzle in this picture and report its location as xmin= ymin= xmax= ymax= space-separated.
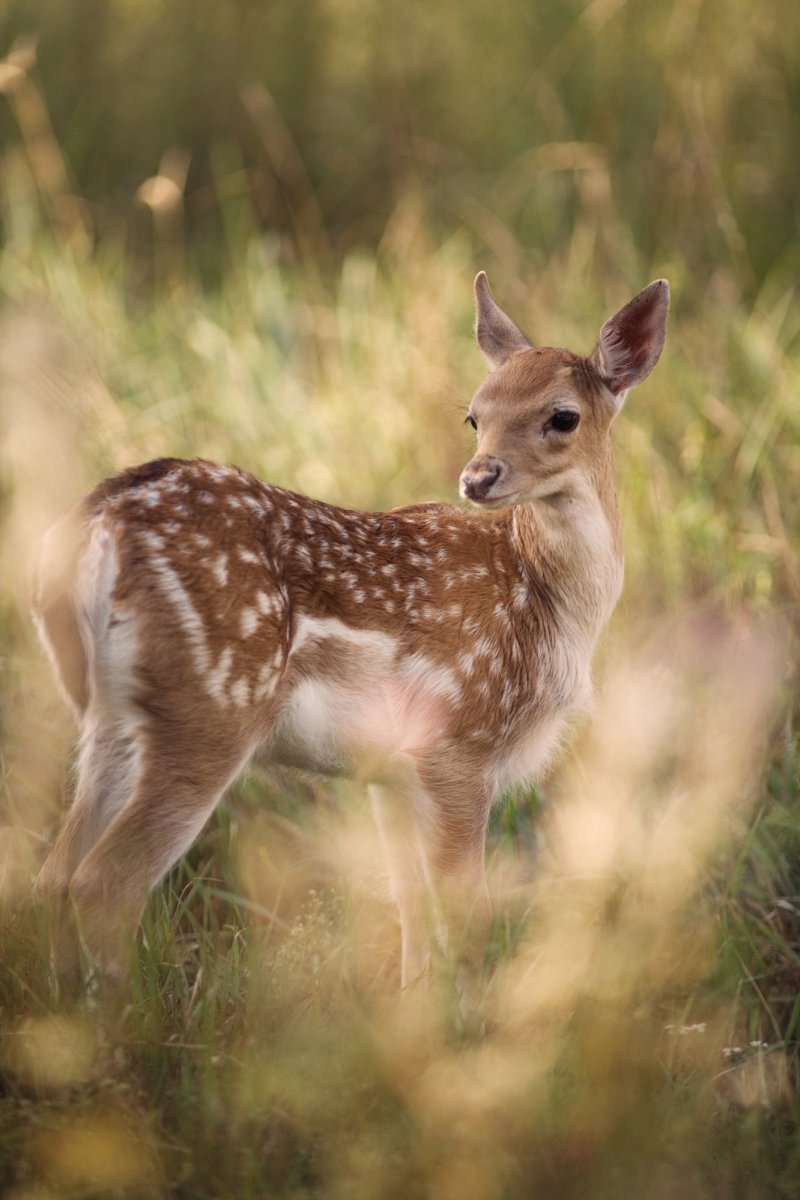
xmin=459 ymin=456 xmax=508 ymax=503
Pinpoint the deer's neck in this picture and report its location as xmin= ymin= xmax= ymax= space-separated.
xmin=509 ymin=474 xmax=623 ymax=650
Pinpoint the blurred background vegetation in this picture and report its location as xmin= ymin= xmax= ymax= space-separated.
xmin=0 ymin=0 xmax=798 ymax=294
xmin=1 ymin=1 xmax=799 ymax=1197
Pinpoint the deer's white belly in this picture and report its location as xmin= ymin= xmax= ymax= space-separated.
xmin=271 ymin=615 xmax=461 ymax=775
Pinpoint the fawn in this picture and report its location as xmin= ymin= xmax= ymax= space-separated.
xmin=34 ymin=273 xmax=669 ymax=986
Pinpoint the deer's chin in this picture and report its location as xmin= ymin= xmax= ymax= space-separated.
xmin=466 ymin=491 xmax=520 ymax=510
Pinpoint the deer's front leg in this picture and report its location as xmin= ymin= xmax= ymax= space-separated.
xmin=425 ymin=812 xmax=493 ymax=982
xmin=369 ymin=781 xmax=438 ymax=988
xmin=370 ymin=768 xmax=493 ymax=991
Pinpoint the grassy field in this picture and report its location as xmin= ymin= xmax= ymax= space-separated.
xmin=1 ymin=17 xmax=800 ymax=1200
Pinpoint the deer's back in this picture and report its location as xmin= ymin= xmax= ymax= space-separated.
xmin=43 ymin=457 xmax=584 ymax=789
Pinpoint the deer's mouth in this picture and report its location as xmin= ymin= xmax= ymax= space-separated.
xmin=465 ymin=490 xmax=520 ymax=510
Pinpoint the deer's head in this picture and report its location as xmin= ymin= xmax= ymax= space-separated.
xmin=460 ymin=274 xmax=669 ymax=508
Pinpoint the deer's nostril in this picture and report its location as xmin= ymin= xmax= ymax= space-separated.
xmin=478 ymin=467 xmax=500 ymax=491
xmin=462 ymin=464 xmax=502 ymax=498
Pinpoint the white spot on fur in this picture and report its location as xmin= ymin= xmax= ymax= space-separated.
xmin=207 ymin=646 xmax=234 ymax=702
xmin=473 ymin=636 xmax=494 ymax=661
xmin=254 ymin=662 xmax=279 ymax=702
xmin=458 ymin=650 xmax=476 ymax=674
xmin=206 ymin=465 xmax=235 ymax=484
xmin=141 ymin=530 xmax=166 ymax=553
xmin=240 ymin=607 xmax=259 ymax=638
xmin=256 ymin=590 xmax=278 ymax=617
xmin=494 ymin=601 xmax=510 ymax=624
xmin=211 ymin=553 xmax=229 ymax=588
xmin=230 ymin=677 xmax=251 ymax=707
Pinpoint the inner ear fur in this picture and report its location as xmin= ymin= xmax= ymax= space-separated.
xmin=591 ymin=279 xmax=670 ymax=402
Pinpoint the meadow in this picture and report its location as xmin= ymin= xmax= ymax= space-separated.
xmin=1 ymin=3 xmax=800 ymax=1196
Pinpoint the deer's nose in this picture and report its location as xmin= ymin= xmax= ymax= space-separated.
xmin=459 ymin=458 xmax=506 ymax=501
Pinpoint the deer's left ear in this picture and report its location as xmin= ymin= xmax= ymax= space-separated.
xmin=474 ymin=271 xmax=532 ymax=369
xmin=591 ymin=279 xmax=670 ymax=406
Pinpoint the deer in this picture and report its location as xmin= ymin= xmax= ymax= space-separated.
xmin=33 ymin=273 xmax=669 ymax=990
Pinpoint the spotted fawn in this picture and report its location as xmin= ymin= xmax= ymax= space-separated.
xmin=34 ymin=272 xmax=669 ymax=985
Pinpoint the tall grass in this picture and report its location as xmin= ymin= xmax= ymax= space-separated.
xmin=2 ymin=0 xmax=800 ymax=291
xmin=1 ymin=37 xmax=799 ymax=1200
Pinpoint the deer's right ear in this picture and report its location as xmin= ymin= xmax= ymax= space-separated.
xmin=591 ymin=279 xmax=670 ymax=406
xmin=474 ymin=272 xmax=532 ymax=369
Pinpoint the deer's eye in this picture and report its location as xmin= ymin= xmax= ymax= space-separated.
xmin=549 ymin=410 xmax=580 ymax=434
xmin=465 ymin=414 xmax=477 ymax=431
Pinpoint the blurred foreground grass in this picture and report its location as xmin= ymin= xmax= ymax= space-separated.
xmin=1 ymin=70 xmax=800 ymax=1200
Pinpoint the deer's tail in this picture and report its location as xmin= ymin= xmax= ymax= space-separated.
xmin=32 ymin=506 xmax=92 ymax=720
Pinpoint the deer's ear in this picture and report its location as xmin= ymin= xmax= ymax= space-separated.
xmin=474 ymin=272 xmax=532 ymax=369
xmin=591 ymin=279 xmax=670 ymax=405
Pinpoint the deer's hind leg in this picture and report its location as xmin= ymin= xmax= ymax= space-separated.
xmin=36 ymin=579 xmax=150 ymax=980
xmin=38 ymin=714 xmax=148 ymax=987
xmin=63 ymin=713 xmax=257 ymax=984
xmin=37 ymin=715 xmax=145 ymax=901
